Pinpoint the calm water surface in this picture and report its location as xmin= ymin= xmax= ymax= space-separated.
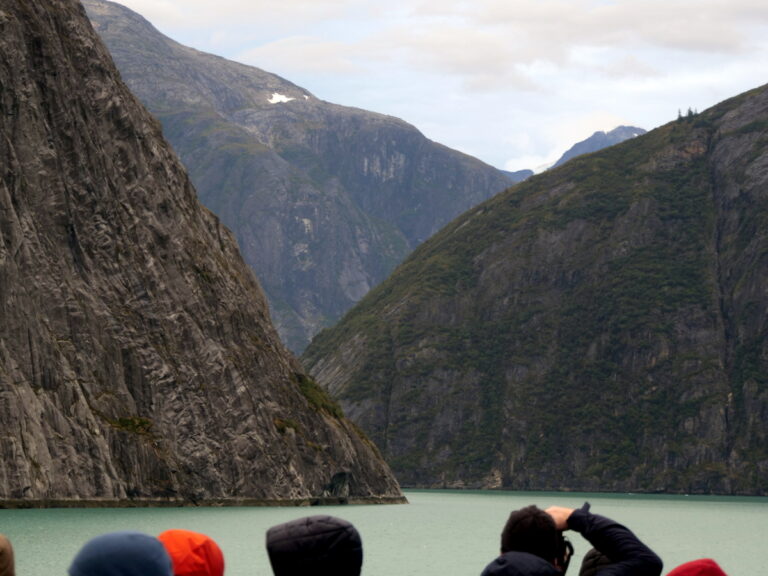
xmin=2 ymin=490 xmax=766 ymax=575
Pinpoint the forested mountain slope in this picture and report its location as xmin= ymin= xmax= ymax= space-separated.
xmin=83 ymin=0 xmax=512 ymax=353
xmin=0 ymin=0 xmax=403 ymax=505
xmin=304 ymin=84 xmax=768 ymax=495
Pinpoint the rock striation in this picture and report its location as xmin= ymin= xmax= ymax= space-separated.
xmin=0 ymin=0 xmax=404 ymax=506
xmin=83 ymin=0 xmax=513 ymax=353
xmin=303 ymin=85 xmax=768 ymax=495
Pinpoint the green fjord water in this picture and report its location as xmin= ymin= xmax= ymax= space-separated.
xmin=2 ymin=490 xmax=765 ymax=575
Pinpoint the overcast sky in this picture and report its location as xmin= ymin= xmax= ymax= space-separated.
xmin=113 ymin=0 xmax=768 ymax=171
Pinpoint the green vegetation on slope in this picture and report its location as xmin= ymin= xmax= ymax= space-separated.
xmin=304 ymin=87 xmax=768 ymax=492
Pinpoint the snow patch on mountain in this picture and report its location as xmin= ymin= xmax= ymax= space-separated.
xmin=268 ymin=92 xmax=295 ymax=103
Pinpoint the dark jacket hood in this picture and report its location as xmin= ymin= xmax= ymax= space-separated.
xmin=266 ymin=515 xmax=363 ymax=576
xmin=481 ymin=551 xmax=561 ymax=576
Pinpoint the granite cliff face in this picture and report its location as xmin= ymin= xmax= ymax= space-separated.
xmin=0 ymin=0 xmax=403 ymax=505
xmin=304 ymin=86 xmax=768 ymax=495
xmin=83 ymin=0 xmax=512 ymax=353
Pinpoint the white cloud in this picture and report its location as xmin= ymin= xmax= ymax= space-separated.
xmin=238 ymin=36 xmax=362 ymax=76
xmin=120 ymin=0 xmax=362 ymax=28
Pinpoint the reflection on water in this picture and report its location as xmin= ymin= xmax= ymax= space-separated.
xmin=1 ymin=490 xmax=765 ymax=576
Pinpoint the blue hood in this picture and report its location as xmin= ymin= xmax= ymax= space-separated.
xmin=69 ymin=531 xmax=173 ymax=576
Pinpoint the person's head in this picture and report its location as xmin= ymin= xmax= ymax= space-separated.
xmin=501 ymin=506 xmax=559 ymax=563
xmin=158 ymin=530 xmax=225 ymax=576
xmin=69 ymin=531 xmax=173 ymax=576
xmin=0 ymin=534 xmax=15 ymax=576
xmin=666 ymin=558 xmax=728 ymax=576
xmin=578 ymin=548 xmax=614 ymax=576
xmin=266 ymin=515 xmax=363 ymax=576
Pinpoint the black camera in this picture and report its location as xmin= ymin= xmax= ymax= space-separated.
xmin=556 ymin=533 xmax=574 ymax=574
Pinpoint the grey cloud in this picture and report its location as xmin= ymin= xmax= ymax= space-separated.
xmin=411 ymin=0 xmax=767 ymax=54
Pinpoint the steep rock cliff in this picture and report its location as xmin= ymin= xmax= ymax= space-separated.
xmin=83 ymin=0 xmax=512 ymax=353
xmin=0 ymin=0 xmax=403 ymax=505
xmin=303 ymin=85 xmax=768 ymax=495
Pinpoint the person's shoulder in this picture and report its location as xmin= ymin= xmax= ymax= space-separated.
xmin=481 ymin=551 xmax=560 ymax=576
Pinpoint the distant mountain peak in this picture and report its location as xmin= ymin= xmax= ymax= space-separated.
xmin=503 ymin=125 xmax=646 ymax=183
xmin=553 ymin=124 xmax=647 ymax=168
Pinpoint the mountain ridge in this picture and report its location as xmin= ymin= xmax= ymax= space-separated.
xmin=84 ymin=0 xmax=513 ymax=353
xmin=303 ymin=84 xmax=768 ymax=495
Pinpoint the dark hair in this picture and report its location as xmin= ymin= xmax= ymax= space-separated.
xmin=500 ymin=505 xmax=559 ymax=562
xmin=578 ymin=548 xmax=614 ymax=576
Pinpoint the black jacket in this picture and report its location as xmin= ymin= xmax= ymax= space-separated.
xmin=568 ymin=503 xmax=662 ymax=576
xmin=482 ymin=552 xmax=562 ymax=576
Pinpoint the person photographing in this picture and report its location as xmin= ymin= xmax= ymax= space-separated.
xmin=481 ymin=502 xmax=662 ymax=576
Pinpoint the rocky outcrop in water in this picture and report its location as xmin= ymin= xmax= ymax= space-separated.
xmin=303 ymin=86 xmax=768 ymax=495
xmin=0 ymin=0 xmax=403 ymax=506
xmin=83 ymin=0 xmax=512 ymax=353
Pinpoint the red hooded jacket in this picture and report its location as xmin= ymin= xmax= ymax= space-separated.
xmin=158 ymin=530 xmax=225 ymax=576
xmin=666 ymin=559 xmax=727 ymax=576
